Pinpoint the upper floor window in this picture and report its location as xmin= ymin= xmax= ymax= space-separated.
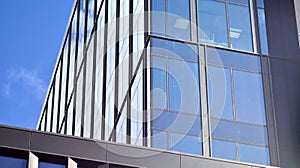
xmin=198 ymin=0 xmax=253 ymax=52
xmin=151 ymin=0 xmax=191 ymax=41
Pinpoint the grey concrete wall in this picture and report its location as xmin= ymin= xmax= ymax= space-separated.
xmin=265 ymin=0 xmax=300 ymax=167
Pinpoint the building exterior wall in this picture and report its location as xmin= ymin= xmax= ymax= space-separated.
xmin=35 ymin=0 xmax=300 ymax=167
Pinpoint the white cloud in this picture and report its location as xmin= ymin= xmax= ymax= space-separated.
xmin=2 ymin=68 xmax=47 ymax=100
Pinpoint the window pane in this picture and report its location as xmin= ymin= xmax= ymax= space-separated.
xmin=207 ymin=48 xmax=261 ymax=72
xmin=39 ymin=162 xmax=65 ymax=168
xmin=258 ymin=9 xmax=268 ymax=55
xmin=0 ymin=156 xmax=27 ymax=168
xmin=152 ymin=110 xmax=201 ymax=135
xmin=212 ymin=139 xmax=236 ymax=160
xmin=151 ymin=38 xmax=198 ymax=61
xmin=208 ymin=66 xmax=233 ymax=120
xmin=233 ymin=70 xmax=266 ymax=125
xmin=198 ymin=0 xmax=228 ymax=47
xmin=229 ymin=0 xmax=249 ymax=5
xmin=228 ymin=4 xmax=253 ymax=52
xmin=152 ymin=130 xmax=168 ymax=150
xmin=168 ymin=59 xmax=200 ymax=114
xmin=170 ymin=133 xmax=202 ymax=155
xmin=151 ymin=0 xmax=166 ymax=36
xmin=256 ymin=0 xmax=264 ymax=8
xmin=151 ymin=56 xmax=167 ymax=109
xmin=168 ymin=0 xmax=191 ymax=40
xmin=238 ymin=143 xmax=270 ymax=165
xmin=211 ymin=119 xmax=268 ymax=145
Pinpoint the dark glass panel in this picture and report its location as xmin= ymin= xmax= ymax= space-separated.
xmin=0 ymin=156 xmax=27 ymax=168
xmin=238 ymin=143 xmax=270 ymax=165
xmin=39 ymin=162 xmax=65 ymax=168
xmin=228 ymin=4 xmax=253 ymax=52
xmin=212 ymin=139 xmax=236 ymax=160
xmin=198 ymin=0 xmax=228 ymax=47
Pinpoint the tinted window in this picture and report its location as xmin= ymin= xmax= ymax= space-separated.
xmin=229 ymin=0 xmax=249 ymax=5
xmin=233 ymin=70 xmax=266 ymax=125
xmin=256 ymin=0 xmax=264 ymax=8
xmin=39 ymin=162 xmax=65 ymax=168
xmin=170 ymin=133 xmax=202 ymax=155
xmin=198 ymin=0 xmax=228 ymax=47
xmin=228 ymin=4 xmax=253 ymax=51
xmin=151 ymin=0 xmax=166 ymax=36
xmin=238 ymin=143 xmax=270 ymax=165
xmin=212 ymin=139 xmax=236 ymax=160
xmin=0 ymin=156 xmax=27 ymax=168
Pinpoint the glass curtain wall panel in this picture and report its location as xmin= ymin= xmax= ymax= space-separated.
xmin=207 ymin=47 xmax=269 ymax=165
xmin=256 ymin=0 xmax=268 ymax=55
xmin=150 ymin=37 xmax=202 ymax=155
xmin=151 ymin=0 xmax=191 ymax=41
xmin=198 ymin=0 xmax=253 ymax=52
xmin=77 ymin=0 xmax=86 ymax=70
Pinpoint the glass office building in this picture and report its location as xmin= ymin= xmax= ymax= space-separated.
xmin=36 ymin=0 xmax=300 ymax=167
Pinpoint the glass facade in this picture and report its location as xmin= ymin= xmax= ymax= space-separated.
xmin=38 ymin=0 xmax=273 ymax=166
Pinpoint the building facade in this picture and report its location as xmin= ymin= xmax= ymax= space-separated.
xmin=36 ymin=0 xmax=300 ymax=167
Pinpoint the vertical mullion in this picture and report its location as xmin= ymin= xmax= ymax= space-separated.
xmin=80 ymin=0 xmax=89 ymax=137
xmin=201 ymin=45 xmax=210 ymax=157
xmin=225 ymin=2 xmax=231 ymax=48
xmin=44 ymin=105 xmax=48 ymax=131
xmin=64 ymin=29 xmax=72 ymax=134
xmin=249 ymin=0 xmax=260 ymax=53
xmin=50 ymin=79 xmax=56 ymax=133
xmin=113 ymin=0 xmax=121 ymax=142
xmin=72 ymin=0 xmax=81 ymax=136
xmin=56 ymin=56 xmax=64 ymax=133
xmin=142 ymin=0 xmax=149 ymax=147
xmin=127 ymin=0 xmax=134 ymax=144
xmin=90 ymin=0 xmax=98 ymax=139
xmin=101 ymin=0 xmax=109 ymax=140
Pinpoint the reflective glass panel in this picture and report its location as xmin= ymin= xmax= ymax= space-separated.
xmin=233 ymin=70 xmax=266 ymax=125
xmin=238 ymin=143 xmax=270 ymax=165
xmin=198 ymin=0 xmax=228 ymax=47
xmin=151 ymin=56 xmax=167 ymax=109
xmin=168 ymin=59 xmax=200 ymax=114
xmin=207 ymin=48 xmax=261 ymax=72
xmin=151 ymin=38 xmax=198 ymax=61
xmin=212 ymin=139 xmax=236 ymax=160
xmin=168 ymin=0 xmax=191 ymax=40
xmin=151 ymin=0 xmax=166 ymax=36
xmin=228 ymin=4 xmax=253 ymax=52
xmin=170 ymin=133 xmax=202 ymax=155
xmin=256 ymin=0 xmax=264 ymax=8
xmin=229 ymin=0 xmax=249 ymax=5
xmin=152 ymin=130 xmax=168 ymax=150
xmin=208 ymin=66 xmax=233 ymax=120
xmin=211 ymin=119 xmax=268 ymax=145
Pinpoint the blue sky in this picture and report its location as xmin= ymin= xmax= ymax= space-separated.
xmin=0 ymin=0 xmax=74 ymax=129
